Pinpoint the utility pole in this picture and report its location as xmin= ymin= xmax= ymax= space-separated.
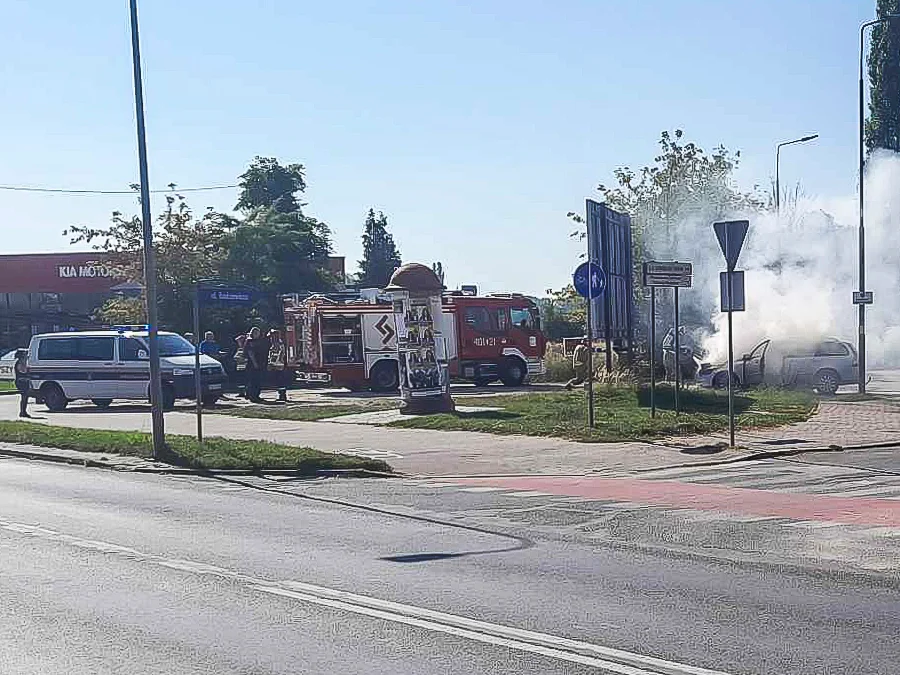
xmin=129 ymin=0 xmax=166 ymax=458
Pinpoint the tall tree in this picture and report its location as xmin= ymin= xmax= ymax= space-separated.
xmin=67 ymin=188 xmax=231 ymax=331
xmin=236 ymin=156 xmax=307 ymax=214
xmin=866 ymin=0 xmax=900 ymax=152
xmin=356 ymin=209 xmax=402 ymax=288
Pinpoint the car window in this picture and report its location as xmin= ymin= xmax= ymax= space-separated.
xmin=38 ymin=338 xmax=76 ymax=360
xmin=77 ymin=337 xmax=115 ymax=361
xmin=511 ymin=308 xmax=535 ymax=330
xmin=120 ymin=338 xmax=145 ymax=361
xmin=816 ymin=341 xmax=849 ymax=357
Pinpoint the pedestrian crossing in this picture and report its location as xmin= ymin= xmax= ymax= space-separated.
xmin=634 ymin=459 xmax=900 ymax=499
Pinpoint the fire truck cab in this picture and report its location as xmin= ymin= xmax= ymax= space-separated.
xmin=283 ymin=289 xmax=546 ymax=392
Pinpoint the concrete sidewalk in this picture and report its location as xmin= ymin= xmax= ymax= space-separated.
xmin=3 ymin=395 xmax=898 ymax=477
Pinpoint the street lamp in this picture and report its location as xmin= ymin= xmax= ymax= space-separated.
xmin=775 ymin=134 xmax=818 ymax=213
xmin=128 ymin=0 xmax=166 ymax=457
xmin=857 ymin=14 xmax=900 ymax=394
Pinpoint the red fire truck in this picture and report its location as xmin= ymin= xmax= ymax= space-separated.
xmin=283 ymin=289 xmax=546 ymax=391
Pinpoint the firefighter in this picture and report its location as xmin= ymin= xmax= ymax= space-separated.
xmin=244 ymin=327 xmax=269 ymax=403
xmin=268 ymin=329 xmax=289 ymax=403
xmin=565 ymin=338 xmax=590 ymax=390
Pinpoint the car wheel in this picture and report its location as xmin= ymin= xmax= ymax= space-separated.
xmin=369 ymin=361 xmax=399 ymax=392
xmin=473 ymin=377 xmax=493 ymax=388
xmin=42 ymin=383 xmax=68 ymax=412
xmin=91 ymin=398 xmax=113 ymax=409
xmin=500 ymin=357 xmax=526 ymax=387
xmin=814 ymin=369 xmax=840 ymax=396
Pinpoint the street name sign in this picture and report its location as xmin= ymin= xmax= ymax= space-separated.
xmin=642 ymin=261 xmax=692 ymax=288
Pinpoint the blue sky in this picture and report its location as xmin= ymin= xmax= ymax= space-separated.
xmin=0 ymin=0 xmax=876 ymax=296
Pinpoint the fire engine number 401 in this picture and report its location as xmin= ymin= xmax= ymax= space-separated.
xmin=473 ymin=337 xmax=497 ymax=347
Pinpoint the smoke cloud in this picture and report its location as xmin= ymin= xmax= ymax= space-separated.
xmin=646 ymin=150 xmax=900 ymax=368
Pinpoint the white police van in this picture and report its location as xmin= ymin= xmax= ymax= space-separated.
xmin=27 ymin=328 xmax=227 ymax=411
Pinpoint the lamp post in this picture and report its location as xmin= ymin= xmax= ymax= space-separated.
xmin=858 ymin=14 xmax=900 ymax=394
xmin=128 ymin=0 xmax=166 ymax=457
xmin=775 ymin=134 xmax=818 ymax=213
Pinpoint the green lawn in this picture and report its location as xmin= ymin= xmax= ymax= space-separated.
xmin=0 ymin=381 xmax=16 ymax=392
xmin=386 ymin=386 xmax=817 ymax=443
xmin=0 ymin=421 xmax=391 ymax=473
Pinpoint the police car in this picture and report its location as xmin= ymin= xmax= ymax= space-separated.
xmin=27 ymin=328 xmax=226 ymax=411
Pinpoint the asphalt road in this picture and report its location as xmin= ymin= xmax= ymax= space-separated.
xmin=1 ymin=459 xmax=898 ymax=674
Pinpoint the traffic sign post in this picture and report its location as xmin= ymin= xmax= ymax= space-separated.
xmin=574 ymin=249 xmax=607 ymax=429
xmin=713 ymin=220 xmax=749 ymax=448
xmin=192 ymin=281 xmax=257 ymax=442
xmin=643 ymin=261 xmax=693 ymax=416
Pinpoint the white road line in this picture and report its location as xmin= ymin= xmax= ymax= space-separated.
xmin=458 ymin=486 xmax=505 ymax=493
xmin=0 ymin=517 xmax=732 ymax=675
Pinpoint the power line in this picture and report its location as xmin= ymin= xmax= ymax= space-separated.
xmin=0 ymin=183 xmax=238 ymax=195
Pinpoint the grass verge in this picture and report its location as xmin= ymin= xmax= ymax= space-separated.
xmin=0 ymin=421 xmax=391 ymax=473
xmin=386 ymin=386 xmax=817 ymax=443
xmin=0 ymin=381 xmax=16 ymax=392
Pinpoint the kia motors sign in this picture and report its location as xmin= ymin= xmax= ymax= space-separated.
xmin=0 ymin=253 xmax=121 ymax=294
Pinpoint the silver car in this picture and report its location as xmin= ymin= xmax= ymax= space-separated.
xmin=698 ymin=338 xmax=858 ymax=395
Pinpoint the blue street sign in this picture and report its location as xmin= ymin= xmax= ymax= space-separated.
xmin=573 ymin=261 xmax=606 ymax=299
xmin=201 ymin=287 xmax=254 ymax=305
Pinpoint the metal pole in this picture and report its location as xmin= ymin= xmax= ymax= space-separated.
xmin=858 ymin=20 xmax=872 ymax=395
xmin=727 ymin=285 xmax=735 ymax=447
xmin=650 ymin=288 xmax=656 ymax=418
xmin=129 ymin=0 xmax=165 ymax=458
xmin=193 ymin=283 xmax=202 ymax=444
xmin=585 ymin=206 xmax=594 ymax=429
xmin=775 ymin=145 xmax=781 ymax=213
xmin=673 ymin=286 xmax=680 ymax=415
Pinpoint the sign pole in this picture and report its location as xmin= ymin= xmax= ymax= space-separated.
xmin=726 ymin=270 xmax=735 ymax=447
xmin=673 ymin=286 xmax=681 ymax=415
xmin=585 ymin=209 xmax=595 ymax=429
xmin=193 ymin=283 xmax=203 ymax=444
xmin=650 ymin=288 xmax=656 ymax=418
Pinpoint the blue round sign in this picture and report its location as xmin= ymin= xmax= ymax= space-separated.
xmin=573 ymin=261 xmax=606 ymax=299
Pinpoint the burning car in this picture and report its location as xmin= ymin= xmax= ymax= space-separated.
xmin=697 ymin=338 xmax=858 ymax=395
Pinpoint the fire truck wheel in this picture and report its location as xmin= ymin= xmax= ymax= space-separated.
xmin=369 ymin=361 xmax=399 ymax=392
xmin=500 ymin=357 xmax=527 ymax=387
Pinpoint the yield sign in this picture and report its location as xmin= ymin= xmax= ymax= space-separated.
xmin=713 ymin=220 xmax=749 ymax=271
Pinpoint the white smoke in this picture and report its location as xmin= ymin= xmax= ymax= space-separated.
xmin=648 ymin=150 xmax=900 ymax=368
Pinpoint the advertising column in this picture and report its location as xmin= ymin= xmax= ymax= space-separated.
xmin=386 ymin=263 xmax=454 ymax=414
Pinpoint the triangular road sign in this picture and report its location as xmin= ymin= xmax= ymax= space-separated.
xmin=713 ymin=220 xmax=749 ymax=271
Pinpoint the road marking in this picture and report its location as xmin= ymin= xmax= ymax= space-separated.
xmin=0 ymin=517 xmax=731 ymax=675
xmin=343 ymin=447 xmax=404 ymax=459
xmin=459 ymin=486 xmax=504 ymax=493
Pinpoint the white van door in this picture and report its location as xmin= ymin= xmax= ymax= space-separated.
xmin=74 ymin=336 xmax=118 ymax=399
xmin=118 ymin=337 xmax=150 ymax=399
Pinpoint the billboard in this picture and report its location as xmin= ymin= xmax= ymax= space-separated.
xmin=0 ymin=253 xmax=121 ymax=294
xmin=586 ymin=200 xmax=634 ymax=346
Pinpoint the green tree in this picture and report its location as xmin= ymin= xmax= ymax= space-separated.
xmin=236 ymin=156 xmax=307 ymax=213
xmin=539 ymin=285 xmax=585 ymax=340
xmin=221 ymin=208 xmax=334 ymax=296
xmin=356 ymin=209 xmax=402 ymax=288
xmin=866 ymin=0 xmax=900 ymax=152
xmin=67 ymin=187 xmax=231 ymax=331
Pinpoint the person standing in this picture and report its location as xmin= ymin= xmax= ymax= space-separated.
xmin=565 ymin=338 xmax=590 ymax=390
xmin=14 ymin=349 xmax=31 ymax=418
xmin=267 ymin=329 xmax=289 ymax=402
xmin=199 ymin=331 xmax=220 ymax=359
xmin=244 ymin=326 xmax=270 ymax=403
